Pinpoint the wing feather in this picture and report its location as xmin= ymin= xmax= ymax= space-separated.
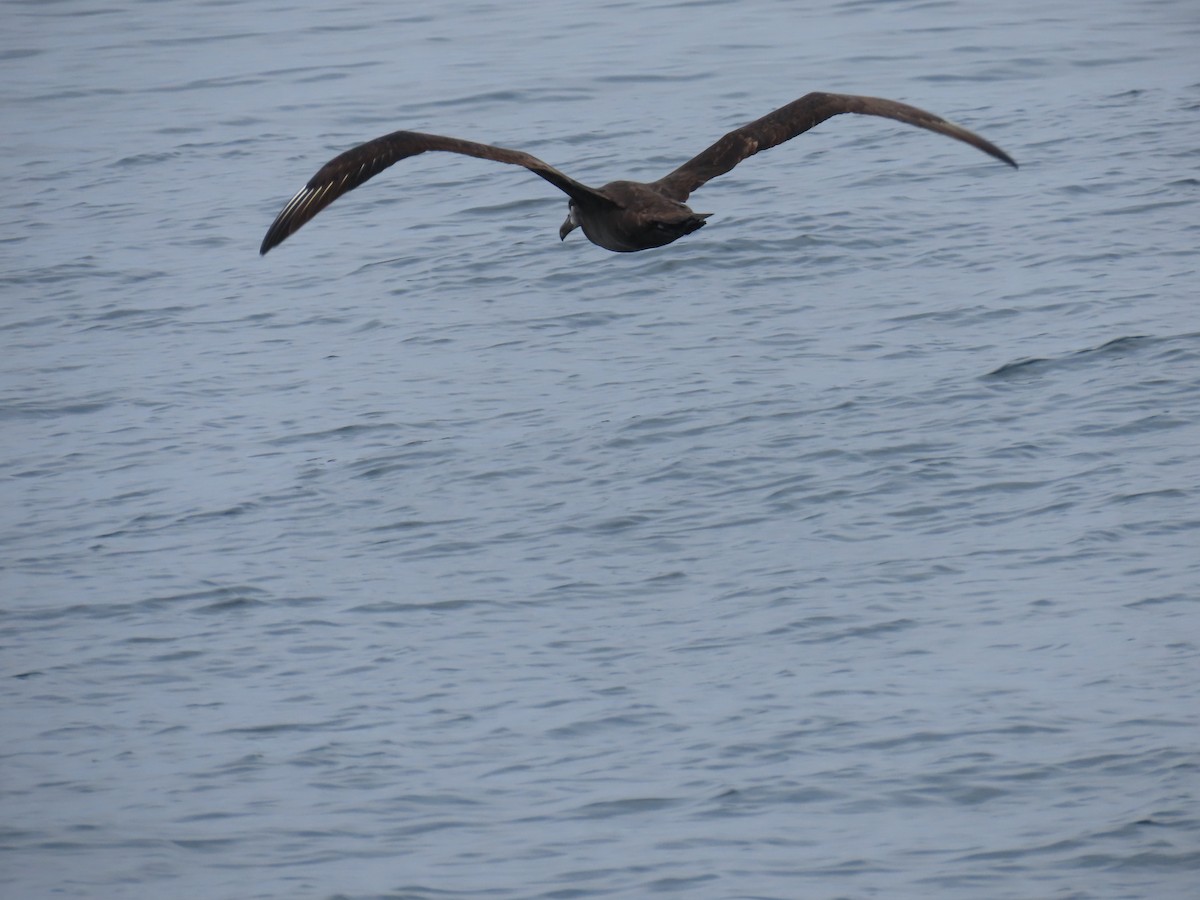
xmin=260 ymin=131 xmax=611 ymax=254
xmin=653 ymin=92 xmax=1017 ymax=202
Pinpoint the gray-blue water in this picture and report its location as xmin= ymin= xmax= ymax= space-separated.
xmin=3 ymin=1 xmax=1199 ymax=897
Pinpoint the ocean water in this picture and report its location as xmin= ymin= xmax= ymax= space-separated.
xmin=3 ymin=1 xmax=1199 ymax=897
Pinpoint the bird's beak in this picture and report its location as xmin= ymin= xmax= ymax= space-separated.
xmin=559 ymin=215 xmax=577 ymax=242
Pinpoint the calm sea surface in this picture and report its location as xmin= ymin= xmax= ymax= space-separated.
xmin=3 ymin=1 xmax=1199 ymax=897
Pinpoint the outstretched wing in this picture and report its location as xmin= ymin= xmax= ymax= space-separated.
xmin=260 ymin=131 xmax=614 ymax=254
xmin=653 ymin=92 xmax=1017 ymax=202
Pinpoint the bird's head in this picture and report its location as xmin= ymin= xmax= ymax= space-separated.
xmin=559 ymin=201 xmax=580 ymax=241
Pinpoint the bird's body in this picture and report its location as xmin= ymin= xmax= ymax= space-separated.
xmin=260 ymin=91 xmax=1016 ymax=256
xmin=562 ymin=180 xmax=711 ymax=252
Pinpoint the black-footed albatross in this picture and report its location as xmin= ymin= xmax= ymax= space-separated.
xmin=260 ymin=91 xmax=1016 ymax=255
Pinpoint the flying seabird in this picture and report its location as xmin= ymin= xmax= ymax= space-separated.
xmin=260 ymin=91 xmax=1016 ymax=256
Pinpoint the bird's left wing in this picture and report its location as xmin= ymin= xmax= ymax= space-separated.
xmin=261 ymin=130 xmax=616 ymax=254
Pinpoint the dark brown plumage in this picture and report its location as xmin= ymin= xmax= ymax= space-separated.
xmin=260 ymin=91 xmax=1016 ymax=256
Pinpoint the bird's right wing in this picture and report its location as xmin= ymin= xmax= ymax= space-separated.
xmin=653 ymin=92 xmax=1017 ymax=202
xmin=260 ymin=130 xmax=617 ymax=254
